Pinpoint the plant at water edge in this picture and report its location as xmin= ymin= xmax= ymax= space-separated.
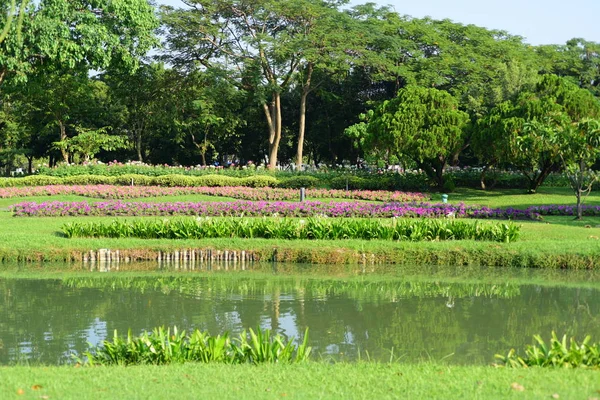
xmin=81 ymin=326 xmax=311 ymax=366
xmin=495 ymin=331 xmax=600 ymax=368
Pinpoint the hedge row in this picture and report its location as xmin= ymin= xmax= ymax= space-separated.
xmin=1 ymin=171 xmax=585 ymax=191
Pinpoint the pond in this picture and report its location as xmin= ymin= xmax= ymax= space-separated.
xmin=1 ymin=262 xmax=600 ymax=365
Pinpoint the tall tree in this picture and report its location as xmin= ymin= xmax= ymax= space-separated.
xmin=475 ymin=74 xmax=600 ymax=193
xmin=0 ymin=0 xmax=158 ymax=89
xmin=162 ymin=0 xmax=357 ymax=170
xmin=359 ymin=86 xmax=468 ymax=189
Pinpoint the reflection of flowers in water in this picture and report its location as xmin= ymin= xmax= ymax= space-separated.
xmin=446 ymin=296 xmax=455 ymax=308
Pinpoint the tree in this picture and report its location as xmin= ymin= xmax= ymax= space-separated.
xmin=475 ymin=75 xmax=600 ymax=193
xmin=53 ymin=127 xmax=127 ymax=163
xmin=360 ymin=86 xmax=469 ymax=189
xmin=525 ymin=118 xmax=600 ymax=219
xmin=0 ymin=0 xmax=158 ymax=89
xmin=161 ymin=0 xmax=359 ymax=170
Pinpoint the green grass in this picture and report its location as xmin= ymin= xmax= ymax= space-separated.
xmin=0 ymin=187 xmax=599 ymax=267
xmin=1 ymin=362 xmax=599 ymax=399
xmin=447 ymin=187 xmax=600 ymax=209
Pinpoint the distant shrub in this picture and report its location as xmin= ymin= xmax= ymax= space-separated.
xmin=278 ymin=176 xmax=321 ymax=189
xmin=62 ymin=175 xmax=115 ymax=185
xmin=239 ymin=175 xmax=279 ymax=188
xmin=113 ymin=174 xmax=154 ymax=186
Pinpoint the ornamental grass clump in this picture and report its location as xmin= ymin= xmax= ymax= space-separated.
xmin=61 ymin=217 xmax=521 ymax=242
xmin=82 ymin=326 xmax=311 ymax=366
xmin=495 ymin=332 xmax=600 ymax=368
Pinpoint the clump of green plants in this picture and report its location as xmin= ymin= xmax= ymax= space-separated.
xmin=61 ymin=217 xmax=521 ymax=242
xmin=495 ymin=332 xmax=600 ymax=368
xmin=82 ymin=326 xmax=311 ymax=366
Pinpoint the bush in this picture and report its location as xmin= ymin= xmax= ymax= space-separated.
xmin=240 ymin=175 xmax=279 ymax=188
xmin=62 ymin=175 xmax=116 ymax=185
xmin=330 ymin=176 xmax=369 ymax=190
xmin=277 ymin=175 xmax=321 ymax=189
xmin=196 ymin=174 xmax=240 ymax=187
xmin=113 ymin=174 xmax=154 ymax=186
xmin=16 ymin=175 xmax=64 ymax=186
xmin=151 ymin=175 xmax=197 ymax=187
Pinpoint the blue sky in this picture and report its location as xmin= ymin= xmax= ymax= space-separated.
xmin=159 ymin=0 xmax=599 ymax=46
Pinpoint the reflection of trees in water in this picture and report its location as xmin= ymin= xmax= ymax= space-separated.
xmin=1 ymin=276 xmax=600 ymax=365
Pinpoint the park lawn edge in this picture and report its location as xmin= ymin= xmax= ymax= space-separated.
xmin=1 ymin=362 xmax=599 ymax=400
xmin=0 ymin=239 xmax=599 ymax=269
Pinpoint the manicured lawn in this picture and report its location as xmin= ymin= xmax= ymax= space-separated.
xmin=1 ymin=362 xmax=599 ymax=400
xmin=0 ymin=187 xmax=598 ymax=267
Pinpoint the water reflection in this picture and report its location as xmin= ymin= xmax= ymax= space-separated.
xmin=1 ymin=263 xmax=600 ymax=365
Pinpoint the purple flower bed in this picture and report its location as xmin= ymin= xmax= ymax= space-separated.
xmin=0 ymin=185 xmax=427 ymax=202
xmin=10 ymin=200 xmax=542 ymax=219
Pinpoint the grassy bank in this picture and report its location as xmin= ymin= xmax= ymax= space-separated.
xmin=1 ymin=187 xmax=599 ymax=268
xmin=2 ymin=362 xmax=599 ymax=399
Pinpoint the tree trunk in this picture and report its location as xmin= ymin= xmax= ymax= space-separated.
xmin=576 ymin=188 xmax=583 ymax=220
xmin=136 ymin=132 xmax=143 ymax=162
xmin=59 ymin=120 xmax=68 ymax=163
xmin=527 ymin=162 xmax=556 ymax=193
xmin=296 ymin=63 xmax=313 ymax=172
xmin=265 ymin=92 xmax=282 ymax=170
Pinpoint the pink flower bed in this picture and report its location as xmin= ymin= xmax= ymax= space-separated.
xmin=0 ymin=185 xmax=428 ymax=202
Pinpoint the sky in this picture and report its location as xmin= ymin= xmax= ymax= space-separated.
xmin=158 ymin=0 xmax=600 ymax=46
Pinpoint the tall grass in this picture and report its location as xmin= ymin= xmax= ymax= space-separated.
xmin=82 ymin=326 xmax=311 ymax=366
xmin=61 ymin=217 xmax=521 ymax=242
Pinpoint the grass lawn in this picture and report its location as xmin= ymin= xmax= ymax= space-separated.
xmin=1 ymin=362 xmax=599 ymax=400
xmin=0 ymin=187 xmax=599 ymax=267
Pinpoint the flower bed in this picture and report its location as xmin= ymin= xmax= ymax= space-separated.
xmin=0 ymin=185 xmax=427 ymax=202
xmin=11 ymin=200 xmax=539 ymax=220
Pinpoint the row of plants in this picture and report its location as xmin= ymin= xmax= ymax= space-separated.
xmin=82 ymin=326 xmax=311 ymax=366
xmin=61 ymin=217 xmax=521 ymax=242
xmin=11 ymin=200 xmax=543 ymax=220
xmin=496 ymin=332 xmax=600 ymax=368
xmin=10 ymin=165 xmax=585 ymax=191
xmin=0 ymin=184 xmax=428 ymax=202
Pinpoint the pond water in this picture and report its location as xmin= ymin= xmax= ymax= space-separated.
xmin=1 ymin=263 xmax=600 ymax=365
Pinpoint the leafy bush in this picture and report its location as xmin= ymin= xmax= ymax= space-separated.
xmin=62 ymin=175 xmax=116 ymax=185
xmin=113 ymin=174 xmax=154 ymax=186
xmin=277 ymin=175 xmax=321 ymax=189
xmin=62 ymin=217 xmax=521 ymax=242
xmin=196 ymin=174 xmax=240 ymax=187
xmin=330 ymin=176 xmax=369 ymax=190
xmin=239 ymin=175 xmax=279 ymax=188
xmin=496 ymin=332 xmax=600 ymax=368
xmin=82 ymin=326 xmax=311 ymax=366
xmin=151 ymin=174 xmax=197 ymax=187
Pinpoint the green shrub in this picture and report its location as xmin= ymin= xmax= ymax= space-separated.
xmin=195 ymin=174 xmax=240 ymax=187
xmin=62 ymin=175 xmax=116 ymax=185
xmin=240 ymin=175 xmax=279 ymax=188
xmin=277 ymin=175 xmax=321 ymax=189
xmin=82 ymin=326 xmax=311 ymax=366
xmin=496 ymin=332 xmax=600 ymax=368
xmin=330 ymin=176 xmax=368 ymax=190
xmin=113 ymin=174 xmax=154 ymax=186
xmin=17 ymin=175 xmax=64 ymax=186
xmin=151 ymin=174 xmax=197 ymax=187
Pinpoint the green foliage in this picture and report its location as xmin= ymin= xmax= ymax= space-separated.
xmin=113 ymin=174 xmax=153 ymax=186
xmin=496 ymin=332 xmax=600 ymax=368
xmin=277 ymin=176 xmax=321 ymax=189
xmin=62 ymin=175 xmax=115 ymax=185
xmin=82 ymin=326 xmax=311 ymax=366
xmin=240 ymin=175 xmax=279 ymax=188
xmin=61 ymin=217 xmax=521 ymax=243
xmin=474 ymin=74 xmax=600 ymax=193
xmin=362 ymin=86 xmax=469 ymax=188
